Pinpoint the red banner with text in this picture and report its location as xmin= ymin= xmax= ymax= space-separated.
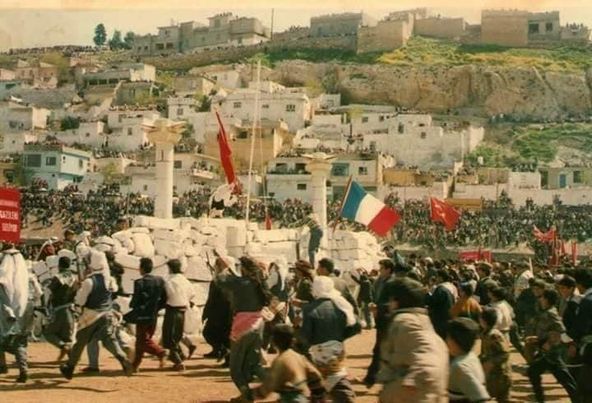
xmin=0 ymin=188 xmax=21 ymax=243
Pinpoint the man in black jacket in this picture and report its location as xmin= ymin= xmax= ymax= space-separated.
xmin=128 ymin=257 xmax=167 ymax=372
xmin=573 ymin=268 xmax=592 ymax=401
xmin=363 ymin=259 xmax=395 ymax=388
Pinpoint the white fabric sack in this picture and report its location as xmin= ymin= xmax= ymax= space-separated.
xmin=184 ymin=305 xmax=201 ymax=334
xmin=132 ymin=233 xmax=155 ymax=258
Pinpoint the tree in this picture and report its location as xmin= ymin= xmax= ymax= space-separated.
xmin=93 ymin=24 xmax=107 ymax=47
xmin=123 ymin=32 xmax=135 ymax=49
xmin=108 ymin=30 xmax=124 ymax=50
xmin=60 ymin=116 xmax=80 ymax=131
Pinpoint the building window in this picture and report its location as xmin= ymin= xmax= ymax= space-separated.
xmin=262 ymin=104 xmax=270 ymax=109
xmin=25 ymin=154 xmax=41 ymax=167
xmin=143 ymin=185 xmax=148 ymax=191
xmin=233 ymin=101 xmax=242 ymax=109
xmin=127 ymin=128 xmax=133 ymax=136
xmin=295 ymin=163 xmax=306 ymax=172
xmin=529 ymin=23 xmax=540 ymax=34
xmin=286 ymin=104 xmax=296 ymax=112
xmin=362 ymin=117 xmax=369 ymax=123
xmin=331 ymin=162 xmax=349 ymax=177
xmin=574 ymin=171 xmax=582 ymax=183
xmin=398 ymin=123 xmax=405 ymax=134
xmin=297 ymin=183 xmax=307 ymax=191
xmin=379 ymin=115 xmax=385 ymax=122
xmin=118 ymin=114 xmax=124 ymax=123
xmin=358 ymin=166 xmax=368 ymax=175
xmin=177 ymin=108 xmax=184 ymax=116
xmin=174 ymin=160 xmax=182 ymax=169
xmin=546 ymin=22 xmax=553 ymax=32
xmin=79 ymin=160 xmax=84 ymax=169
xmin=62 ymin=156 xmax=66 ymax=162
xmin=86 ymin=132 xmax=90 ymax=137
xmin=45 ymin=156 xmax=56 ymax=166
xmin=420 ymin=132 xmax=427 ymax=139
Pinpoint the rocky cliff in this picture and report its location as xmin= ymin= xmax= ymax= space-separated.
xmin=262 ymin=60 xmax=592 ymax=121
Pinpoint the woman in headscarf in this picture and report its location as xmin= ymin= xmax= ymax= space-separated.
xmin=0 ymin=246 xmax=31 ymax=383
xmin=216 ymin=256 xmax=272 ymax=403
xmin=301 ymin=276 xmax=357 ymax=403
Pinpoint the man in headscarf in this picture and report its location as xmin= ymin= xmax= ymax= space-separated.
xmin=59 ymin=249 xmax=133 ymax=380
xmin=0 ymin=246 xmax=32 ymax=383
xmin=43 ymin=256 xmax=77 ymax=362
xmin=301 ymin=276 xmax=357 ymax=403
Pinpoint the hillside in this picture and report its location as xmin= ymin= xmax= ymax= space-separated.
xmin=467 ymin=123 xmax=592 ymax=167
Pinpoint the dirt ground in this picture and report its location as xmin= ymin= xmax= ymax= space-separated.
xmin=0 ymin=329 xmax=569 ymax=402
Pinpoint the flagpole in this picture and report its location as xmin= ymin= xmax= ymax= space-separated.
xmin=245 ymin=60 xmax=261 ymax=228
xmin=332 ymin=175 xmax=353 ymax=233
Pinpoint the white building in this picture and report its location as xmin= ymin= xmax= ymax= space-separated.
xmin=266 ymin=152 xmax=392 ymax=203
xmin=22 ymin=144 xmax=91 ymax=189
xmin=293 ymin=114 xmax=349 ymax=151
xmin=216 ymin=85 xmax=312 ymax=133
xmin=200 ymin=69 xmax=242 ymax=89
xmin=121 ymin=153 xmax=220 ymax=197
xmin=47 ymin=121 xmax=106 ymax=149
xmin=1 ymin=131 xmax=39 ymax=155
xmin=0 ymin=101 xmax=50 ymax=133
xmin=362 ymin=114 xmax=484 ymax=169
xmin=82 ymin=63 xmax=156 ymax=86
xmin=105 ymin=109 xmax=161 ymax=151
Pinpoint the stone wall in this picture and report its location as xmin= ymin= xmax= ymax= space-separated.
xmin=143 ymin=35 xmax=356 ymax=71
xmin=415 ymin=17 xmax=466 ymax=39
xmin=357 ymin=20 xmax=410 ymax=54
xmin=481 ymin=10 xmax=529 ymax=47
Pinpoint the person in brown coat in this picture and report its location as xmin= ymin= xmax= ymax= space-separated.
xmin=479 ymin=307 xmax=512 ymax=402
xmin=378 ymin=278 xmax=449 ymax=403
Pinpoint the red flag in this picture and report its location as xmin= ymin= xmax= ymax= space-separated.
xmin=430 ymin=198 xmax=460 ymax=231
xmin=215 ymin=111 xmax=239 ymax=190
xmin=533 ymin=226 xmax=555 ymax=243
xmin=571 ymin=240 xmax=577 ymax=265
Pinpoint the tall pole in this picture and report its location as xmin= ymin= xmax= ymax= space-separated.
xmin=270 ymin=8 xmax=275 ymax=40
xmin=245 ymin=60 xmax=261 ymax=227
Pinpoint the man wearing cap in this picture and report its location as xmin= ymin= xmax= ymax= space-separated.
xmin=59 ymin=249 xmax=132 ymax=380
xmin=44 ymin=256 xmax=77 ymax=362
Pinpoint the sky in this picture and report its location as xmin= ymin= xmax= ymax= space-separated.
xmin=0 ymin=0 xmax=590 ymax=50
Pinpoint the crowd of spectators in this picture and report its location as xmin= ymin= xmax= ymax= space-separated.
xmin=19 ymin=185 xmax=592 ymax=251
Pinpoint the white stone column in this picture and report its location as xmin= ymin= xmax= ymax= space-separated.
xmin=305 ymin=153 xmax=336 ymax=231
xmin=154 ymin=142 xmax=175 ymax=219
xmin=143 ymin=118 xmax=185 ymax=219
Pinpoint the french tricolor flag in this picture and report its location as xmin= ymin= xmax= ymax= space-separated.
xmin=340 ymin=181 xmax=401 ymax=237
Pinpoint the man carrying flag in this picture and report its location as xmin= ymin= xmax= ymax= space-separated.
xmin=339 ymin=181 xmax=400 ymax=237
xmin=430 ymin=198 xmax=460 ymax=231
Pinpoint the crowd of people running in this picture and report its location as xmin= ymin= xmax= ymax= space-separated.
xmin=1 ymin=226 xmax=592 ymax=402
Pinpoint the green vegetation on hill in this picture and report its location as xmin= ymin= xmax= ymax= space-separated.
xmin=249 ymin=37 xmax=592 ymax=72
xmin=468 ymin=123 xmax=592 ymax=166
xmin=379 ymin=37 xmax=592 ymax=72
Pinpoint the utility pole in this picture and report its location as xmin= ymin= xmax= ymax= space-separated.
xmin=270 ymin=8 xmax=275 ymax=40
